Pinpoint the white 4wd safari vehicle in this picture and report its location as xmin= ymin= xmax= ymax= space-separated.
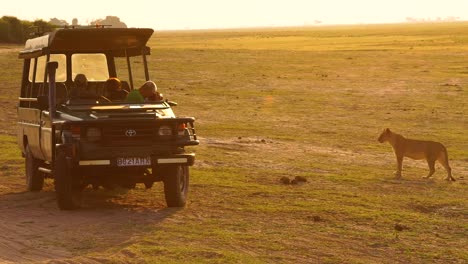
xmin=17 ymin=27 xmax=198 ymax=210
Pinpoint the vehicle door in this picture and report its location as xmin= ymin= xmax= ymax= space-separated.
xmin=17 ymin=57 xmax=46 ymax=160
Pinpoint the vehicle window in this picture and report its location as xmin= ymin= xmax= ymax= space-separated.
xmin=72 ymin=54 xmax=109 ymax=81
xmin=115 ymin=56 xmax=147 ymax=90
xmin=29 ymin=54 xmax=67 ymax=82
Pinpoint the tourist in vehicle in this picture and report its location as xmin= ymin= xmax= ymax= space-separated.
xmin=105 ymin=77 xmax=128 ymax=101
xmin=69 ymin=73 xmax=96 ymax=99
xmin=126 ymin=80 xmax=163 ymax=103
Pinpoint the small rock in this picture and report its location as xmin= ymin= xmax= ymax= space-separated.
xmin=280 ymin=176 xmax=290 ymax=184
xmin=294 ymin=176 xmax=307 ymax=183
xmin=394 ymin=223 xmax=409 ymax=231
xmin=312 ymin=215 xmax=322 ymax=222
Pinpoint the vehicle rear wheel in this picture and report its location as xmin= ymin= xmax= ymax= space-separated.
xmin=25 ymin=144 xmax=44 ymax=191
xmin=54 ymin=147 xmax=82 ymax=210
xmin=163 ymin=165 xmax=189 ymax=207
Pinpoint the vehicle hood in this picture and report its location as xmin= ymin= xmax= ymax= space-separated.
xmin=58 ymin=103 xmax=176 ymax=121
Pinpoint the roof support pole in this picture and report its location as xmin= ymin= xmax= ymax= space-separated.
xmin=41 ymin=53 xmax=50 ymax=95
xmin=142 ymin=52 xmax=149 ymax=81
xmin=29 ymin=58 xmax=38 ymax=108
xmin=125 ymin=49 xmax=134 ymax=90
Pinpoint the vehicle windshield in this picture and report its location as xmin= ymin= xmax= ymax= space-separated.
xmin=65 ymin=53 xmax=162 ymax=106
xmin=72 ymin=54 xmax=109 ymax=81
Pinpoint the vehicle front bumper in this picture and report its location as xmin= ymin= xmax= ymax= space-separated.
xmin=77 ymin=153 xmax=195 ymax=168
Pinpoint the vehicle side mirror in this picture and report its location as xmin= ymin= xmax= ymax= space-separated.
xmin=37 ymin=95 xmax=49 ymax=111
xmin=166 ymin=100 xmax=178 ymax=107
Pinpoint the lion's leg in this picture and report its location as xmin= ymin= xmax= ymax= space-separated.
xmin=423 ymin=159 xmax=436 ymax=179
xmin=438 ymin=154 xmax=455 ymax=181
xmin=394 ymin=155 xmax=403 ymax=179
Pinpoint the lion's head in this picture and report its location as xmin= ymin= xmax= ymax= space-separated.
xmin=378 ymin=128 xmax=392 ymax=143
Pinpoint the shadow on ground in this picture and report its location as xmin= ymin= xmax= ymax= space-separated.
xmin=0 ymin=186 xmax=179 ymax=263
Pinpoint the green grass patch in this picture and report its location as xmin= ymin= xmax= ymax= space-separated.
xmin=0 ymin=23 xmax=467 ymax=263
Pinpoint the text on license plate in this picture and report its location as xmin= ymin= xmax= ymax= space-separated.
xmin=117 ymin=157 xmax=151 ymax=167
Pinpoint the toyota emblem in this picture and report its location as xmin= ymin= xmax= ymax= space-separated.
xmin=125 ymin=129 xmax=137 ymax=137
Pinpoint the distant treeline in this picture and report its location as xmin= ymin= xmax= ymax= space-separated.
xmin=0 ymin=15 xmax=128 ymax=44
xmin=0 ymin=16 xmax=55 ymax=43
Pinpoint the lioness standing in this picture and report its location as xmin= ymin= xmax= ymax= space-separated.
xmin=378 ymin=128 xmax=455 ymax=181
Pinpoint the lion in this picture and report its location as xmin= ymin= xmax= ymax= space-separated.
xmin=377 ymin=128 xmax=454 ymax=181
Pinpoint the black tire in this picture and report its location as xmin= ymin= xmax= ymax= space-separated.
xmin=163 ymin=165 xmax=189 ymax=207
xmin=54 ymin=147 xmax=82 ymax=210
xmin=25 ymin=145 xmax=44 ymax=191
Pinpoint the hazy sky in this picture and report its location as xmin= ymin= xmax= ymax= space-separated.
xmin=2 ymin=0 xmax=467 ymax=30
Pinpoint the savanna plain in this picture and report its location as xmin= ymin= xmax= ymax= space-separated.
xmin=0 ymin=22 xmax=467 ymax=263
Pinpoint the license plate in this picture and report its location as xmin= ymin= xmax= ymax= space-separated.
xmin=116 ymin=157 xmax=151 ymax=167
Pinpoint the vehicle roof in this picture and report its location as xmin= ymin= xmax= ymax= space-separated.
xmin=19 ymin=28 xmax=154 ymax=59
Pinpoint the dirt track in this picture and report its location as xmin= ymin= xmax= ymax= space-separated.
xmin=0 ymin=190 xmax=70 ymax=262
xmin=0 ymin=179 xmax=178 ymax=263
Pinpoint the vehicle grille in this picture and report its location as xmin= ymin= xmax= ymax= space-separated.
xmin=102 ymin=123 xmax=158 ymax=146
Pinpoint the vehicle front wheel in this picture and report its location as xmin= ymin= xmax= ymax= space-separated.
xmin=163 ymin=165 xmax=189 ymax=207
xmin=54 ymin=147 xmax=82 ymax=210
xmin=25 ymin=144 xmax=44 ymax=191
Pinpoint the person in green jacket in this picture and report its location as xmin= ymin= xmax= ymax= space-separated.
xmin=126 ymin=81 xmax=163 ymax=103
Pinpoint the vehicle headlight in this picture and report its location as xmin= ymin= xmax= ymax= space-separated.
xmin=158 ymin=125 xmax=172 ymax=136
xmin=86 ymin=127 xmax=102 ymax=142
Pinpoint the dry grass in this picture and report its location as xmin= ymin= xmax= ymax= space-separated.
xmin=0 ymin=22 xmax=467 ymax=263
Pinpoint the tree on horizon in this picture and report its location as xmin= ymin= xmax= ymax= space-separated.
xmin=0 ymin=16 xmax=56 ymax=43
xmin=91 ymin=16 xmax=127 ymax=28
xmin=49 ymin=17 xmax=68 ymax=27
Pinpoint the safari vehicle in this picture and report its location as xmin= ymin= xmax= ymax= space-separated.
xmin=17 ymin=27 xmax=198 ymax=210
